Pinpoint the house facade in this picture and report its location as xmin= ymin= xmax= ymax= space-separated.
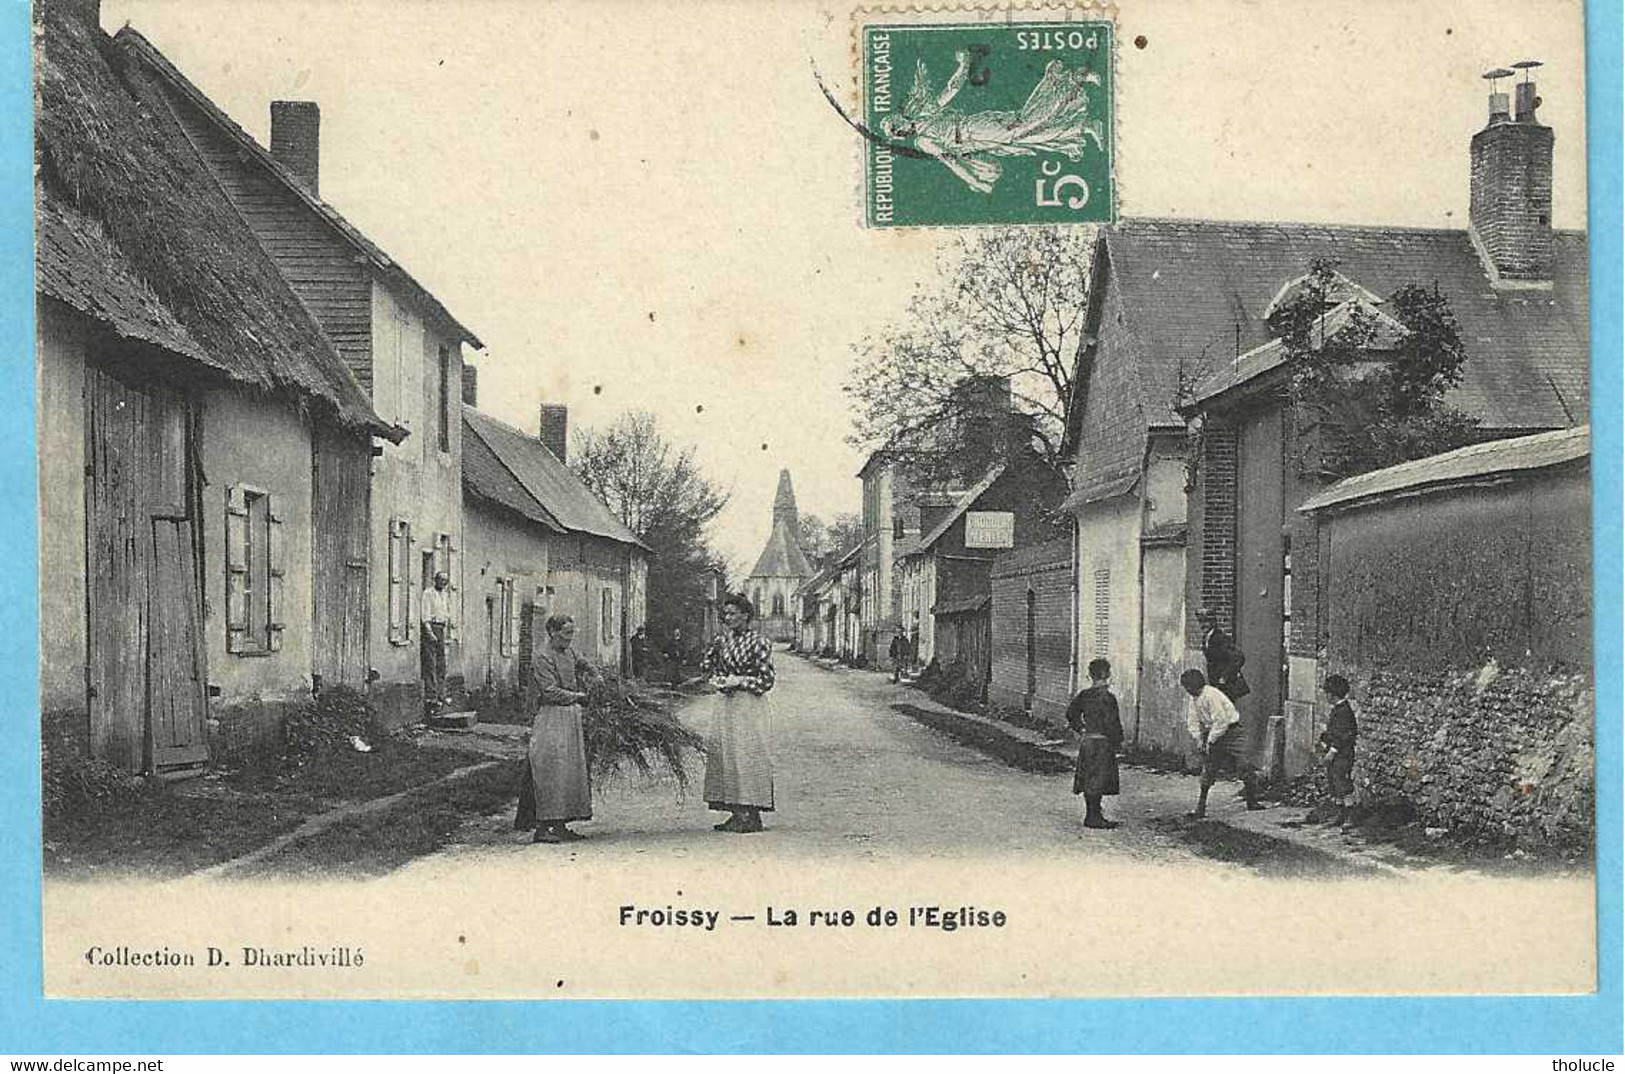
xmin=1063 ymin=71 xmax=1587 ymax=764
xmin=902 ymin=458 xmax=1068 ymax=696
xmin=461 ymin=405 xmax=649 ymax=683
xmin=118 ymin=28 xmax=484 ymax=724
xmin=36 ymin=0 xmax=396 ymax=771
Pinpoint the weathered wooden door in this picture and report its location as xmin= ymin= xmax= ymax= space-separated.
xmin=85 ymin=366 xmax=206 ymax=773
xmin=311 ymin=426 xmax=371 ymax=688
xmin=147 ymin=515 xmax=208 ymax=773
xmin=1235 ymin=409 xmax=1286 ymax=754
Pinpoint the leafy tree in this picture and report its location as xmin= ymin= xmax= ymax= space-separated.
xmin=1269 ymin=259 xmax=1478 ymax=475
xmin=844 ymin=227 xmax=1094 ymax=483
xmin=799 ymin=511 xmax=864 ymax=564
xmin=572 ymin=411 xmax=730 ymax=640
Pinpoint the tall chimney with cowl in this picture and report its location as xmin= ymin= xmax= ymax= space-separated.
xmin=270 ymin=100 xmax=321 ymax=195
xmin=1469 ymin=62 xmax=1554 ymax=285
xmin=539 ymin=404 xmax=568 ymax=463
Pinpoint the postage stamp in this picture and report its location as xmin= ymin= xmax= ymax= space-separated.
xmin=861 ymin=21 xmax=1115 ymax=227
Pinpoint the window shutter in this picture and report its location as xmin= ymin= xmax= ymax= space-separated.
xmin=505 ymin=579 xmax=521 ymax=658
xmin=441 ymin=534 xmax=458 ymax=643
xmin=266 ymin=497 xmax=286 ymax=652
xmin=387 ymin=517 xmax=406 ymax=645
xmin=225 ymin=486 xmax=249 ymax=653
xmin=404 ymin=522 xmax=415 ymax=641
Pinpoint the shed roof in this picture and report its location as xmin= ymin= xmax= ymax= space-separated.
xmin=1065 ymin=217 xmax=1588 ymax=452
xmin=34 ymin=1 xmax=394 ymax=438
xmin=1298 ymin=425 xmax=1589 ymax=515
xmin=463 ymin=407 xmax=647 ymax=551
xmin=114 ymin=26 xmax=483 ymax=349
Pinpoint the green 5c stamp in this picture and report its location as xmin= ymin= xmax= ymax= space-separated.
xmin=863 ymin=22 xmax=1115 ymax=228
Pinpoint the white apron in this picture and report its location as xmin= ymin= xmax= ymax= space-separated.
xmin=701 ymin=689 xmax=775 ymax=811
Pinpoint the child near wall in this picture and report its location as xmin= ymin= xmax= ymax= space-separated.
xmin=1318 ymin=674 xmax=1359 ymax=826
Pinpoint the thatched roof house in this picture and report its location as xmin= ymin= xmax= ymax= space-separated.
xmin=34 ymin=0 xmax=396 ymax=439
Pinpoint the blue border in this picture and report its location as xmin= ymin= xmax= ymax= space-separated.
xmin=2 ymin=0 xmax=1619 ymax=1054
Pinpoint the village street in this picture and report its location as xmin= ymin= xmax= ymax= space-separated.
xmin=407 ymin=651 xmax=1385 ymax=876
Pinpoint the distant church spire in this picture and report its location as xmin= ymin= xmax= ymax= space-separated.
xmin=772 ymin=469 xmax=801 ymax=536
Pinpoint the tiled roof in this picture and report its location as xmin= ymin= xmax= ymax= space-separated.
xmin=1299 ymin=426 xmax=1589 ymax=514
xmin=463 ymin=407 xmax=647 ymax=550
xmin=115 ymin=26 xmax=483 ymax=349
xmin=34 ymin=1 xmax=394 ymax=438
xmin=462 ymin=421 xmax=564 ymax=533
xmin=1074 ymin=217 xmax=1588 ymax=441
xmin=919 ymin=464 xmax=1007 ymax=551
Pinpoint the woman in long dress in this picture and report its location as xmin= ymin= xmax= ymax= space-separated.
xmin=518 ymin=613 xmax=594 ymax=844
xmin=701 ymin=594 xmax=777 ymax=833
xmin=880 ymin=52 xmax=1104 ymax=194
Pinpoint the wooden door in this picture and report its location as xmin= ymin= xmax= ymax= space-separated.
xmin=1235 ymin=409 xmax=1286 ymax=749
xmin=311 ymin=426 xmax=370 ymax=688
xmin=85 ymin=366 xmax=205 ymax=773
xmin=147 ymin=516 xmax=207 ymax=773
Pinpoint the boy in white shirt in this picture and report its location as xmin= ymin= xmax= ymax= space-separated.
xmin=1182 ymin=668 xmax=1243 ymax=820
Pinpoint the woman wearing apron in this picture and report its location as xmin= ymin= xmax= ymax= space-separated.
xmin=700 ymin=594 xmax=777 ymax=833
xmin=518 ymin=613 xmax=594 ymax=844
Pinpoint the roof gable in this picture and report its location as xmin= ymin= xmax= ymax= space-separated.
xmin=462 ymin=407 xmax=646 ymax=550
xmin=34 ymin=1 xmax=392 ymax=438
xmin=919 ymin=463 xmax=1007 ymax=551
xmin=114 ymin=26 xmax=482 ymax=350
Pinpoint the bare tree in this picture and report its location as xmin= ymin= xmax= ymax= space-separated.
xmin=844 ymin=226 xmax=1095 ymax=479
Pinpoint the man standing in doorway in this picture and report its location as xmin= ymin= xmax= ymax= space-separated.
xmin=421 ymin=571 xmax=454 ymax=709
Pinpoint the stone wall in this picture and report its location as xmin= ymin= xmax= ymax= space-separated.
xmin=1314 ymin=463 xmax=1591 ymax=846
xmin=1352 ymin=664 xmax=1592 ymax=848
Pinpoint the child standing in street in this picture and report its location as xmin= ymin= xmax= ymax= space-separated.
xmin=1319 ymin=674 xmax=1358 ymax=825
xmin=1066 ymin=658 xmax=1125 ymax=829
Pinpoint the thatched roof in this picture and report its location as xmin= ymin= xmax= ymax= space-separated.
xmin=34 ymin=0 xmax=397 ymax=439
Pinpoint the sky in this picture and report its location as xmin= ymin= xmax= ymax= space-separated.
xmin=100 ymin=0 xmax=1588 ymax=577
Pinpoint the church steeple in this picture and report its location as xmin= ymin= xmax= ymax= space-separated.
xmin=772 ymin=469 xmax=801 ymax=536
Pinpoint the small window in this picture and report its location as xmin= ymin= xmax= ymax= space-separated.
xmin=772 ymin=592 xmax=786 ymax=617
xmin=601 ymin=587 xmax=616 ymax=645
xmin=893 ymin=516 xmax=905 ymax=539
xmin=225 ymin=486 xmax=284 ymax=654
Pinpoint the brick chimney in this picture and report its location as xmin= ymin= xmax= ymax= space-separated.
xmin=1469 ymin=63 xmax=1554 ymax=285
xmin=460 ymin=365 xmax=478 ymax=407
xmin=538 ymin=404 xmax=568 ymax=463
xmin=270 ymin=101 xmax=321 ymax=195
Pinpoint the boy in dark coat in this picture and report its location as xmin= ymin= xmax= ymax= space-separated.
xmin=1065 ymin=658 xmax=1125 ymax=829
xmin=1318 ymin=674 xmax=1358 ymax=825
